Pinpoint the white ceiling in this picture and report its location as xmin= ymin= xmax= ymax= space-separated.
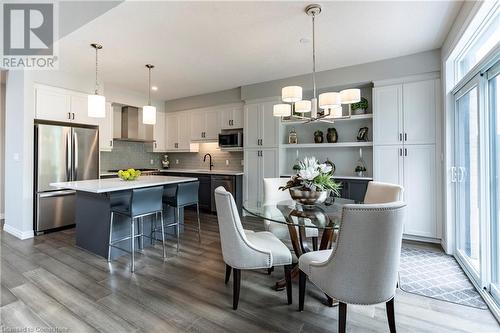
xmin=58 ymin=1 xmax=462 ymax=100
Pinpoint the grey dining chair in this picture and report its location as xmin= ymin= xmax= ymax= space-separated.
xmin=298 ymin=201 xmax=406 ymax=333
xmin=108 ymin=186 xmax=165 ymax=272
xmin=364 ymin=181 xmax=404 ymax=204
xmin=214 ymin=186 xmax=293 ymax=310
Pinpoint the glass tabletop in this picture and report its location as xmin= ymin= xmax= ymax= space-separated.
xmin=243 ymin=197 xmax=356 ymax=230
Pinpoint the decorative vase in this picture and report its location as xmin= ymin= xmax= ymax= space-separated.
xmin=357 ymin=127 xmax=369 ymax=142
xmin=314 ymin=130 xmax=324 ymax=143
xmin=326 ymin=128 xmax=338 ymax=143
xmin=289 ymin=187 xmax=328 ymax=205
xmin=353 ymin=108 xmax=366 ymax=115
xmin=288 ymin=127 xmax=298 ymax=144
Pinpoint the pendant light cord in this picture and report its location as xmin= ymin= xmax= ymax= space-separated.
xmin=311 ymin=13 xmax=317 ymax=99
xmin=148 ymin=67 xmax=152 ymax=106
xmin=95 ymin=47 xmax=99 ymax=95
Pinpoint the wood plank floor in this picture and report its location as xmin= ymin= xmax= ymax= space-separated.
xmin=1 ymin=213 xmax=499 ymax=333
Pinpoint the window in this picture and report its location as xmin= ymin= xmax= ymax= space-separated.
xmin=455 ymin=3 xmax=499 ymax=83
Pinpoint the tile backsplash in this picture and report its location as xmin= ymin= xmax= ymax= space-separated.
xmin=100 ymin=141 xmax=243 ymax=172
xmin=167 ymin=142 xmax=243 ymax=171
xmin=100 ymin=141 xmax=162 ymax=171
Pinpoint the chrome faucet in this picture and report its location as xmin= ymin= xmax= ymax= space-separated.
xmin=203 ymin=153 xmax=214 ymax=171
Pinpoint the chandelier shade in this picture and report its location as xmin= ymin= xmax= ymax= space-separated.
xmin=282 ymin=86 xmax=302 ymax=103
xmin=340 ymin=89 xmax=361 ymax=104
xmin=324 ymin=105 xmax=343 ymax=119
xmin=295 ymin=100 xmax=312 ymax=113
xmin=273 ymin=104 xmax=292 ymax=117
xmin=318 ymin=92 xmax=341 ymax=110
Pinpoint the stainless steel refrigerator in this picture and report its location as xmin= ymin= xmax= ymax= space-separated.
xmin=34 ymin=122 xmax=99 ymax=233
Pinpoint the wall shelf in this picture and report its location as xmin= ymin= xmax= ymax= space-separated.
xmin=281 ymin=113 xmax=373 ymax=124
xmin=280 ymin=142 xmax=373 ymax=149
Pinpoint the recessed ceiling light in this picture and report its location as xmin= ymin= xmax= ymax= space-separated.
xmin=151 ymin=86 xmax=158 ymax=91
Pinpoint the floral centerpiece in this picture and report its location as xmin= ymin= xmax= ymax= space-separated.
xmin=280 ymin=157 xmax=341 ymax=205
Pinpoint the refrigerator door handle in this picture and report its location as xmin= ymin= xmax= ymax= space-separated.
xmin=73 ymin=130 xmax=78 ymax=180
xmin=66 ymin=131 xmax=72 ymax=181
xmin=39 ymin=190 xmax=76 ymax=198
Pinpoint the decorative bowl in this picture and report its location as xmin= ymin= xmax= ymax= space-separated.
xmin=289 ymin=187 xmax=328 ymax=205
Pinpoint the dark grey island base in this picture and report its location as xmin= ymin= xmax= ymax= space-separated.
xmin=75 ymin=187 xmax=182 ymax=260
xmin=51 ymin=176 xmax=197 ymax=260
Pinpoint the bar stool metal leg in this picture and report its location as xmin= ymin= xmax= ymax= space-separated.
xmin=131 ymin=217 xmax=135 ymax=272
xmin=107 ymin=211 xmax=114 ymax=262
xmin=176 ymin=207 xmax=180 ymax=253
xmin=151 ymin=213 xmax=156 ymax=245
xmin=196 ymin=203 xmax=202 ymax=243
xmin=139 ymin=217 xmax=144 ymax=251
xmin=160 ymin=211 xmax=166 ymax=259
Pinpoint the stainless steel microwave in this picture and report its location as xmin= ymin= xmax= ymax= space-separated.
xmin=218 ymin=131 xmax=243 ymax=148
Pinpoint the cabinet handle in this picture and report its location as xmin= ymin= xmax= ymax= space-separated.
xmin=229 ymin=120 xmax=231 ymax=126
xmin=404 ymin=148 xmax=408 ymax=156
xmin=68 ymin=112 xmax=71 ymax=120
xmin=399 ymin=133 xmax=402 ymax=142
xmin=72 ymin=113 xmax=75 ymax=120
xmin=404 ymin=133 xmax=407 ymax=142
xmin=110 ymin=140 xmax=113 ymax=147
xmin=155 ymin=142 xmax=157 ymax=148
xmin=399 ymin=148 xmax=402 ymax=156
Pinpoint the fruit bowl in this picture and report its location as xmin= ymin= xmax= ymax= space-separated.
xmin=118 ymin=168 xmax=141 ymax=181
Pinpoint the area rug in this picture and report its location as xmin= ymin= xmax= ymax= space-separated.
xmin=399 ymin=247 xmax=488 ymax=309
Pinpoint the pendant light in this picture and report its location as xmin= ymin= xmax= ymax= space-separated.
xmin=143 ymin=64 xmax=156 ymax=125
xmin=88 ymin=43 xmax=106 ymax=118
xmin=274 ymin=4 xmax=361 ymax=123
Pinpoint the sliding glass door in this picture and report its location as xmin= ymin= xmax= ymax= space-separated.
xmin=489 ymin=62 xmax=500 ymax=305
xmin=455 ymin=76 xmax=482 ymax=280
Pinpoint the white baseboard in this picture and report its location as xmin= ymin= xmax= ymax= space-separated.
xmin=403 ymin=234 xmax=442 ymax=245
xmin=3 ymin=224 xmax=34 ymax=240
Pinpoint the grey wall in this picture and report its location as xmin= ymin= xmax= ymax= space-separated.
xmin=165 ymin=87 xmax=241 ymax=112
xmin=167 ymin=142 xmax=243 ymax=171
xmin=0 ymin=78 xmax=5 ymax=218
xmin=241 ymin=49 xmax=441 ymax=101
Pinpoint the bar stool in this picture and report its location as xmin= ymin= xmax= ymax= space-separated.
xmin=108 ymin=186 xmax=165 ymax=272
xmin=159 ymin=181 xmax=201 ymax=252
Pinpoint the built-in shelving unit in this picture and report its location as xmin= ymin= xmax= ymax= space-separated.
xmin=281 ymin=142 xmax=373 ymax=149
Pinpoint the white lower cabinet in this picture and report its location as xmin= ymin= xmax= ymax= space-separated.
xmin=243 ymin=148 xmax=279 ymax=210
xmin=374 ymin=144 xmax=437 ymax=239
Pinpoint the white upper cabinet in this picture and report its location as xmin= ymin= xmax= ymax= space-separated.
xmin=190 ymin=108 xmax=220 ymax=141
xmin=35 ymin=85 xmax=99 ymax=126
xmin=166 ymin=111 xmax=197 ymax=152
xmin=403 ymin=80 xmax=436 ymax=145
xmin=373 ymin=85 xmax=402 ymax=145
xmin=244 ymin=100 xmax=279 ymax=149
xmin=373 ymin=78 xmax=437 ymax=146
xmin=166 ymin=113 xmax=179 ymax=150
xmin=151 ymin=111 xmax=167 ymax=152
xmin=98 ymin=102 xmax=114 ymax=151
xmin=35 ymin=86 xmax=71 ymax=122
xmin=220 ymin=105 xmax=244 ymax=130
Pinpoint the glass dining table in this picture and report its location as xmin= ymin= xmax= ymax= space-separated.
xmin=243 ymin=197 xmax=356 ymax=290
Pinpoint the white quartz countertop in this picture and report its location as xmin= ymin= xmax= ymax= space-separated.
xmin=51 ymin=176 xmax=198 ymax=193
xmin=158 ymin=169 xmax=244 ymax=176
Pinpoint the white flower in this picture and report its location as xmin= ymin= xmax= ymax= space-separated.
xmin=319 ymin=163 xmax=332 ymax=174
xmin=299 ymin=166 xmax=319 ymax=180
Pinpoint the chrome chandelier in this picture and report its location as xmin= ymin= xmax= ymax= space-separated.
xmin=273 ymin=4 xmax=361 ymax=123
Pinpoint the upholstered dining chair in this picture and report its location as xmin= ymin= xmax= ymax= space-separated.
xmin=298 ymin=201 xmax=406 ymax=333
xmin=364 ymin=181 xmax=404 ymax=204
xmin=263 ymin=178 xmax=319 ymax=249
xmin=214 ymin=186 xmax=293 ymax=310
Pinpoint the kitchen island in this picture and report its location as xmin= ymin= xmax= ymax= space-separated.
xmin=51 ymin=176 xmax=197 ymax=259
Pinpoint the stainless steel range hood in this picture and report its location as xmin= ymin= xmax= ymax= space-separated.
xmin=113 ymin=106 xmax=154 ymax=142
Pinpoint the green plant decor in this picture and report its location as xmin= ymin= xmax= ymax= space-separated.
xmin=351 ymin=97 xmax=368 ymax=111
xmin=280 ymin=157 xmax=342 ymax=196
